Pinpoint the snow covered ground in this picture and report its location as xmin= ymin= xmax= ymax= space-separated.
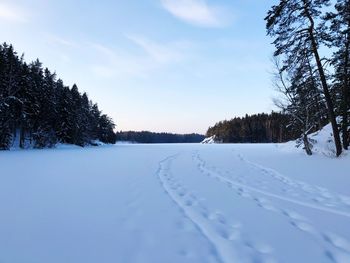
xmin=1 ymin=143 xmax=350 ymax=263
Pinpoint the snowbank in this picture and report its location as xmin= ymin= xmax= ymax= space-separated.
xmin=279 ymin=123 xmax=348 ymax=157
xmin=308 ymin=123 xmax=338 ymax=156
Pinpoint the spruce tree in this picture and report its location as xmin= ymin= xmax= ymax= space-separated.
xmin=0 ymin=43 xmax=117 ymax=150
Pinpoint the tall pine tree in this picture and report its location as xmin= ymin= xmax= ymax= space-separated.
xmin=266 ymin=0 xmax=343 ymax=156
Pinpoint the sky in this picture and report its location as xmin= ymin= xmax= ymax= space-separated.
xmin=0 ymin=0 xmax=277 ymax=134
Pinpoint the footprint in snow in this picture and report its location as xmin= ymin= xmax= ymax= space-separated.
xmin=281 ymin=209 xmax=314 ymax=233
xmin=184 ymin=199 xmax=194 ymax=207
xmin=282 ymin=210 xmax=307 ymax=221
xmin=208 ymin=212 xmax=227 ymax=225
xmin=177 ymin=188 xmax=187 ymax=197
xmin=290 ymin=221 xmax=315 ymax=233
xmin=200 ymin=209 xmax=210 ymax=219
xmin=237 ymin=187 xmax=252 ymax=198
xmin=214 ymin=224 xmax=240 ymax=241
xmin=246 ymin=241 xmax=274 ymax=255
xmin=325 ymin=250 xmax=350 ymax=263
xmin=217 ymin=224 xmax=241 ymax=241
xmin=254 ymin=197 xmax=277 ymax=212
xmin=323 ymin=232 xmax=350 ymax=253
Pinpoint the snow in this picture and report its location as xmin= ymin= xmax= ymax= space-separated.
xmin=279 ymin=122 xmax=348 ymax=158
xmin=202 ymin=135 xmax=217 ymax=144
xmin=308 ymin=123 xmax=340 ymax=156
xmin=0 ymin=143 xmax=350 ymax=263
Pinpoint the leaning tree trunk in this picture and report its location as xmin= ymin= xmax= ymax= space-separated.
xmin=306 ymin=55 xmax=324 ymax=130
xmin=303 ymin=3 xmax=343 ymax=156
xmin=311 ymin=36 xmax=342 ymax=156
xmin=303 ymin=133 xmax=313 ymax=155
xmin=341 ymin=28 xmax=350 ymax=150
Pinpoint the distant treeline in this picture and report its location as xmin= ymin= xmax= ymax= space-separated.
xmin=206 ymin=112 xmax=300 ymax=143
xmin=116 ymin=131 xmax=205 ymax=143
xmin=0 ymin=43 xmax=116 ymax=150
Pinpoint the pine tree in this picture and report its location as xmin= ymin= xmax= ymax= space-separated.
xmin=324 ymin=0 xmax=350 ymax=149
xmin=266 ymin=0 xmax=343 ymax=156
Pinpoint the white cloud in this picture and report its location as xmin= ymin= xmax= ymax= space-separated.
xmin=46 ymin=35 xmax=78 ymax=48
xmin=89 ymin=42 xmax=158 ymax=79
xmin=0 ymin=3 xmax=27 ymax=23
xmin=89 ymin=37 xmax=191 ymax=79
xmin=160 ymin=0 xmax=228 ymax=27
xmin=126 ymin=35 xmax=186 ymax=63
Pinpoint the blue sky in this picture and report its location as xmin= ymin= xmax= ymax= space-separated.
xmin=0 ymin=0 xmax=277 ymax=134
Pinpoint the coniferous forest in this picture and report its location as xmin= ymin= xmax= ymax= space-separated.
xmin=206 ymin=112 xmax=301 ymax=143
xmin=116 ymin=131 xmax=205 ymax=144
xmin=0 ymin=43 xmax=116 ymax=149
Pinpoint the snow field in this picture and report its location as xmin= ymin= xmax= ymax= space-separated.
xmin=0 ymin=143 xmax=349 ymax=263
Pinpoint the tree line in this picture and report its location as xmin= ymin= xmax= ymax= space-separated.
xmin=266 ymin=0 xmax=350 ymax=156
xmin=206 ymin=112 xmax=300 ymax=143
xmin=0 ymin=43 xmax=116 ymax=150
xmin=116 ymin=131 xmax=205 ymax=144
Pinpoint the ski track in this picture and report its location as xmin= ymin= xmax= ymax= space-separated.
xmin=192 ymin=151 xmax=350 ymax=263
xmin=156 ymin=154 xmax=277 ymax=263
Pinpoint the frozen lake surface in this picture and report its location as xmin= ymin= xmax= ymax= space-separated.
xmin=1 ymin=143 xmax=350 ymax=263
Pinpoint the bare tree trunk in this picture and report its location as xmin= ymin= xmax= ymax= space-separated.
xmin=303 ymin=133 xmax=313 ymax=155
xmin=19 ymin=124 xmax=25 ymax=149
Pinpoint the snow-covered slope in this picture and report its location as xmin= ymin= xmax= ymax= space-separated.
xmin=280 ymin=123 xmax=347 ymax=157
xmin=202 ymin=135 xmax=217 ymax=144
xmin=202 ymin=135 xmax=221 ymax=144
xmin=308 ymin=123 xmax=339 ymax=156
xmin=0 ymin=144 xmax=349 ymax=263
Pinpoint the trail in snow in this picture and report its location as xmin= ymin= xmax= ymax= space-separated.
xmin=157 ymin=154 xmax=277 ymax=263
xmin=237 ymin=153 xmax=350 ymax=210
xmin=193 ymin=153 xmax=350 ymax=218
xmin=192 ymin=151 xmax=350 ymax=263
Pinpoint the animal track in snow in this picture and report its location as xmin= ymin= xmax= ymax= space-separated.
xmin=237 ymin=154 xmax=350 ymax=211
xmin=157 ymin=154 xmax=277 ymax=263
xmin=193 ymin=152 xmax=350 ymax=263
xmin=194 ymin=153 xmax=350 ymax=219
